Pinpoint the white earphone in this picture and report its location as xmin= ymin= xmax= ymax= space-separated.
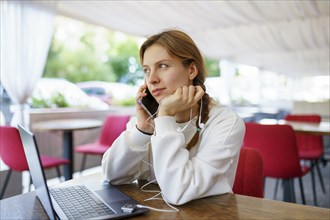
xmin=177 ymin=97 xmax=204 ymax=132
xmin=177 ymin=107 xmax=193 ymax=132
xmin=177 ymin=123 xmax=190 ymax=132
xmin=198 ymin=98 xmax=205 ymax=129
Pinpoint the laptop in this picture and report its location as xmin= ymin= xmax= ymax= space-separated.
xmin=17 ymin=124 xmax=149 ymax=220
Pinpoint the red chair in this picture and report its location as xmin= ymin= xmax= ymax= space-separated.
xmin=0 ymin=126 xmax=69 ymax=199
xmin=243 ymin=123 xmax=311 ymax=204
xmin=284 ymin=114 xmax=325 ymax=205
xmin=233 ymin=148 xmax=264 ymax=198
xmin=75 ymin=115 xmax=130 ymax=172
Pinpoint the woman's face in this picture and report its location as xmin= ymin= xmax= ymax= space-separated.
xmin=142 ymin=44 xmax=196 ymax=102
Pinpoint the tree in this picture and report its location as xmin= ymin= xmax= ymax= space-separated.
xmin=205 ymin=57 xmax=221 ymax=77
xmin=106 ymin=32 xmax=143 ymax=84
xmin=43 ymin=30 xmax=116 ymax=83
xmin=43 ymin=17 xmax=142 ymax=83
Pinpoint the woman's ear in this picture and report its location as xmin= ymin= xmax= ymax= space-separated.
xmin=188 ymin=62 xmax=198 ymax=80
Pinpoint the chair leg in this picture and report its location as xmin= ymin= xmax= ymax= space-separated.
xmin=0 ymin=169 xmax=12 ymax=199
xmin=80 ymin=154 xmax=87 ymax=173
xmin=273 ymin=179 xmax=279 ymax=199
xmin=314 ymin=160 xmax=326 ymax=193
xmin=282 ymin=179 xmax=295 ymax=203
xmin=310 ymin=163 xmax=318 ymax=206
xmin=55 ymin=166 xmax=63 ymax=182
xmin=298 ymin=177 xmax=306 ymax=205
xmin=321 ymin=156 xmax=328 ymax=167
xmin=290 ymin=179 xmax=296 ymax=203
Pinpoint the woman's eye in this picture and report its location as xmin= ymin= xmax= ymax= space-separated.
xmin=159 ymin=63 xmax=168 ymax=69
xmin=143 ymin=68 xmax=150 ymax=75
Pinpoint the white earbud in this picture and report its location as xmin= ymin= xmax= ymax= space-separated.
xmin=198 ymin=97 xmax=204 ymax=130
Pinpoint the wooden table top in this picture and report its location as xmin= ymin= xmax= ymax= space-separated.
xmin=1 ymin=172 xmax=329 ymax=220
xmin=260 ymin=119 xmax=330 ymax=135
xmin=31 ymin=119 xmax=103 ymax=132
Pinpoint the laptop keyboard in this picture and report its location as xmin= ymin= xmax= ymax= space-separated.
xmin=50 ymin=185 xmax=114 ymax=219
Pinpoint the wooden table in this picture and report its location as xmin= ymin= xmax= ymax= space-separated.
xmin=1 ymin=172 xmax=329 ymax=220
xmin=260 ymin=119 xmax=330 ymax=135
xmin=32 ymin=119 xmax=103 ymax=180
xmin=282 ymin=121 xmax=330 ymax=135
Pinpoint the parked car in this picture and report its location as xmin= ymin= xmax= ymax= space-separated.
xmin=30 ymin=78 xmax=109 ymax=109
xmin=76 ymin=81 xmax=137 ymax=106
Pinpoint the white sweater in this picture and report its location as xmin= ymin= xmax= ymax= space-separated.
xmin=102 ymin=104 xmax=245 ymax=205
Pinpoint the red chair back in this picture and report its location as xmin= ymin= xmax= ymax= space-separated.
xmin=0 ymin=126 xmax=29 ymax=171
xmin=243 ymin=123 xmax=303 ymax=179
xmin=284 ymin=114 xmax=323 ymax=159
xmin=233 ymin=148 xmax=264 ymax=198
xmin=98 ymin=115 xmax=130 ymax=146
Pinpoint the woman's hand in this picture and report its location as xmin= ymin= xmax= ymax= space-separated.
xmin=135 ymin=84 xmax=155 ymax=134
xmin=158 ymin=85 xmax=204 ymax=117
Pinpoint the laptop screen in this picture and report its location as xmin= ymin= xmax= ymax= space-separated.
xmin=18 ymin=124 xmax=57 ymax=220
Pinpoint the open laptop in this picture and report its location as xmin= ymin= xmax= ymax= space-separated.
xmin=17 ymin=124 xmax=149 ymax=220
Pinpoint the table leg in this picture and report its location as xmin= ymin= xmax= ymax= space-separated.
xmin=63 ymin=131 xmax=73 ymax=180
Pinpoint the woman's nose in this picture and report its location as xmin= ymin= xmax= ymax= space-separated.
xmin=147 ymin=70 xmax=160 ymax=84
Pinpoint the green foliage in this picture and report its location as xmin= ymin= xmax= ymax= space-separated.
xmin=235 ymin=67 xmax=241 ymax=77
xmin=43 ymin=19 xmax=142 ymax=84
xmin=205 ymin=57 xmax=221 ymax=77
xmin=30 ymin=92 xmax=69 ymax=108
xmin=44 ymin=31 xmax=116 ymax=83
xmin=106 ymin=33 xmax=143 ymax=84
xmin=107 ymin=56 xmax=129 ymax=81
xmin=30 ymin=96 xmax=51 ymax=108
xmin=107 ymin=33 xmax=140 ymax=58
xmin=51 ymin=92 xmax=69 ymax=107
xmin=113 ymin=97 xmax=136 ymax=106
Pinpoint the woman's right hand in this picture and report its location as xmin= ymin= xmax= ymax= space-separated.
xmin=158 ymin=85 xmax=204 ymax=117
xmin=135 ymin=84 xmax=155 ymax=134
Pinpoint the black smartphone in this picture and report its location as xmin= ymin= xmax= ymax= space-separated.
xmin=138 ymin=88 xmax=159 ymax=117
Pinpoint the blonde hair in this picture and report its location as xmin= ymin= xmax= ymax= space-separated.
xmin=140 ymin=29 xmax=211 ymax=150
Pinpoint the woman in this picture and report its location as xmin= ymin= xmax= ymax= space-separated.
xmin=102 ymin=29 xmax=245 ymax=205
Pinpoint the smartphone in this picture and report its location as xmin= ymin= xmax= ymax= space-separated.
xmin=138 ymin=88 xmax=159 ymax=117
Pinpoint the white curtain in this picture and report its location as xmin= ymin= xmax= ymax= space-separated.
xmin=0 ymin=0 xmax=56 ymax=127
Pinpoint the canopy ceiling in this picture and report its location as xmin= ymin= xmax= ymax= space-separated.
xmin=37 ymin=0 xmax=329 ymax=77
